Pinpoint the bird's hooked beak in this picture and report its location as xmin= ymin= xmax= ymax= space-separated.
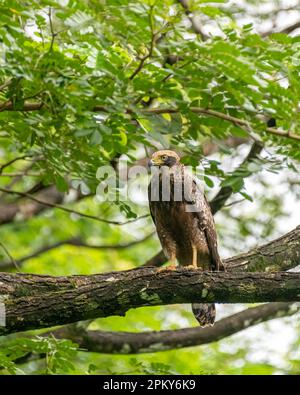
xmin=148 ymin=158 xmax=164 ymax=167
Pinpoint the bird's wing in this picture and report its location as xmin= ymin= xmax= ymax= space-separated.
xmin=201 ymin=193 xmax=224 ymax=271
xmin=184 ymin=170 xmax=224 ymax=271
xmin=148 ymin=182 xmax=156 ymax=225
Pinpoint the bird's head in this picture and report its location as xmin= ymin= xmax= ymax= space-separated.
xmin=149 ymin=150 xmax=180 ymax=168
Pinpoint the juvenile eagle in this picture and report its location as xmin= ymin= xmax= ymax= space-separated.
xmin=148 ymin=150 xmax=224 ymax=326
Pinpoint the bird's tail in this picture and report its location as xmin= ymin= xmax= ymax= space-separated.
xmin=192 ymin=303 xmax=216 ymax=327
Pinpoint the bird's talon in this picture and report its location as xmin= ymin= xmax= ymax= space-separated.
xmin=186 ymin=265 xmax=202 ymax=270
xmin=157 ymin=264 xmax=177 ymax=272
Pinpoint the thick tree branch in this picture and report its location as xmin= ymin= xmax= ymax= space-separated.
xmin=48 ymin=302 xmax=299 ymax=354
xmin=225 ymin=226 xmax=300 ymax=272
xmin=0 ymin=226 xmax=297 ymax=336
xmin=0 ymin=268 xmax=300 ymax=335
xmin=145 ymin=226 xmax=300 ymax=270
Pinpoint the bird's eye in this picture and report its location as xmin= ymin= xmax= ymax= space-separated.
xmin=161 ymin=155 xmax=168 ymax=161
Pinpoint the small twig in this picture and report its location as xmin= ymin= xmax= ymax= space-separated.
xmin=224 ymin=198 xmax=246 ymax=208
xmin=0 ymin=187 xmax=149 ymax=226
xmin=228 ymin=260 xmax=249 ymax=269
xmin=0 ymin=99 xmax=12 ymax=112
xmin=129 ymin=6 xmax=157 ymax=80
xmin=0 ymin=233 xmax=155 ymax=270
xmin=0 ymin=157 xmax=44 ymax=199
xmin=0 ymin=242 xmax=20 ymax=271
xmin=48 ymin=7 xmax=57 ymax=52
xmin=279 ymin=20 xmax=300 ymax=34
xmin=0 ymin=155 xmax=27 ymax=175
xmin=262 ymin=20 xmax=300 ymax=37
xmin=0 ymin=79 xmax=12 ymax=92
xmin=22 ymin=90 xmax=44 ymax=102
xmin=142 ymin=107 xmax=300 ymax=142
xmin=0 ymin=101 xmax=43 ymax=111
xmin=0 ymin=172 xmax=41 ymax=177
xmin=251 ymin=5 xmax=300 ymax=18
xmin=177 ymin=0 xmax=207 ymax=41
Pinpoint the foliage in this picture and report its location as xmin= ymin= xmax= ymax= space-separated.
xmin=0 ymin=336 xmax=78 ymax=374
xmin=0 ymin=0 xmax=299 ymax=375
xmin=1 ymin=0 xmax=299 ymax=193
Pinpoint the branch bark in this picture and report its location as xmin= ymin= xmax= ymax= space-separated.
xmin=1 ymin=268 xmax=300 ymax=335
xmin=225 ymin=226 xmax=300 ymax=272
xmin=111 ymin=226 xmax=300 ymax=272
xmin=48 ymin=302 xmax=299 ymax=354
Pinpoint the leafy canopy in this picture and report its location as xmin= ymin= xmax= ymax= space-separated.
xmin=1 ymin=0 xmax=299 ymax=196
xmin=0 ymin=0 xmax=300 ymax=376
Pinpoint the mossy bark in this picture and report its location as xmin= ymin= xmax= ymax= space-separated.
xmin=145 ymin=226 xmax=300 ymax=271
xmin=225 ymin=226 xmax=300 ymax=272
xmin=49 ymin=302 xmax=298 ymax=354
xmin=1 ymin=269 xmax=300 ymax=335
xmin=0 ymin=226 xmax=299 ymax=335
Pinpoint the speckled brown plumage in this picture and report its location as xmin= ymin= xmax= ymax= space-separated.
xmin=148 ymin=150 xmax=224 ymax=326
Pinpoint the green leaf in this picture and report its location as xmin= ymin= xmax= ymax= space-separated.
xmin=204 ymin=175 xmax=214 ymax=188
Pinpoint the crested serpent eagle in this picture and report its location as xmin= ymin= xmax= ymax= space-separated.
xmin=148 ymin=150 xmax=224 ymax=326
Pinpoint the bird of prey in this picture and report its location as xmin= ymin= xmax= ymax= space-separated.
xmin=148 ymin=150 xmax=224 ymax=326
